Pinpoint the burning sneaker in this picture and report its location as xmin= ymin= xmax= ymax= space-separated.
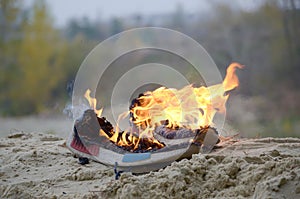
xmin=67 ymin=63 xmax=243 ymax=173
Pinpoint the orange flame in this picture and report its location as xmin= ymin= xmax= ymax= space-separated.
xmin=84 ymin=63 xmax=243 ymax=150
xmin=223 ymin=62 xmax=244 ymax=91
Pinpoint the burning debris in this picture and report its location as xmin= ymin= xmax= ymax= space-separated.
xmin=73 ymin=109 xmax=220 ymax=154
xmin=67 ymin=63 xmax=243 ymax=173
xmin=74 ymin=109 xmax=165 ymax=153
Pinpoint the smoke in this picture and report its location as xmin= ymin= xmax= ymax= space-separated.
xmin=63 ymin=80 xmax=90 ymax=121
xmin=226 ymin=95 xmax=264 ymax=138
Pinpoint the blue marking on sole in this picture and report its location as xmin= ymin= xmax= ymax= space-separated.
xmin=122 ymin=153 xmax=151 ymax=162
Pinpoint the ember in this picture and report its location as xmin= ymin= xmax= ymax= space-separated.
xmin=75 ymin=63 xmax=243 ymax=153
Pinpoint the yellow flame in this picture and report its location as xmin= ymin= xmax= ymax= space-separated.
xmin=131 ymin=63 xmax=243 ymax=131
xmin=84 ymin=89 xmax=103 ymax=117
xmin=84 ymin=63 xmax=243 ymax=150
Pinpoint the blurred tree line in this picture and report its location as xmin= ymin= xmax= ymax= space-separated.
xmin=0 ymin=0 xmax=299 ymax=135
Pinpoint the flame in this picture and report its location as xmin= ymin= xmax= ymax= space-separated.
xmin=223 ymin=62 xmax=244 ymax=91
xmin=83 ymin=63 xmax=243 ymax=151
xmin=84 ymin=89 xmax=102 ymax=117
xmin=131 ymin=62 xmax=244 ymax=130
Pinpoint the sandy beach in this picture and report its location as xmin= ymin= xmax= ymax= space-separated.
xmin=0 ymin=132 xmax=299 ymax=199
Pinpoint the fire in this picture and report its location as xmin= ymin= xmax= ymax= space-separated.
xmin=131 ymin=62 xmax=244 ymax=130
xmin=84 ymin=89 xmax=102 ymax=117
xmin=83 ymin=63 xmax=243 ymax=151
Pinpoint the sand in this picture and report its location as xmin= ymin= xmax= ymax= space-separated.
xmin=0 ymin=132 xmax=299 ymax=199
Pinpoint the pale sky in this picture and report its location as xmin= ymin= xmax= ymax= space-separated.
xmin=25 ymin=0 xmax=205 ymax=26
xmin=24 ymin=0 xmax=260 ymax=27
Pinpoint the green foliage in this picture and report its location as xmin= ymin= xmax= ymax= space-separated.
xmin=110 ymin=17 xmax=124 ymax=35
xmin=1 ymin=0 xmax=66 ymax=115
xmin=0 ymin=0 xmax=23 ymax=115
